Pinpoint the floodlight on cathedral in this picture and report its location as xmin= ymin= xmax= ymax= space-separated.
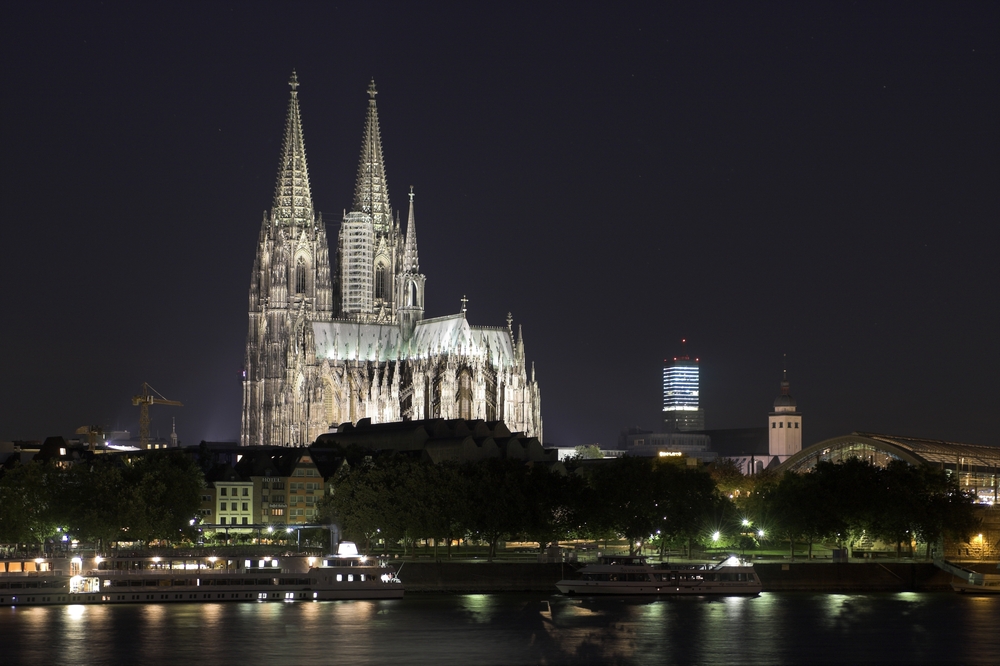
xmin=240 ymin=75 xmax=542 ymax=447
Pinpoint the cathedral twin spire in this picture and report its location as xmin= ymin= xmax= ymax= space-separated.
xmin=352 ymin=79 xmax=393 ymax=235
xmin=266 ymin=74 xmax=421 ymax=324
xmin=272 ymin=71 xmax=315 ymax=228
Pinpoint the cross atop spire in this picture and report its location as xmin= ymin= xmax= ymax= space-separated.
xmin=271 ymin=72 xmax=314 ymax=227
xmin=461 ymin=295 xmax=468 ymax=314
xmin=352 ymin=79 xmax=392 ymax=234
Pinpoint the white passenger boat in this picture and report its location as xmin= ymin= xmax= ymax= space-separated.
xmin=951 ymin=573 xmax=1000 ymax=594
xmin=0 ymin=543 xmax=403 ymax=606
xmin=555 ymin=554 xmax=761 ymax=596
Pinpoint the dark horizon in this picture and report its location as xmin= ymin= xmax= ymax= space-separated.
xmin=2 ymin=2 xmax=997 ymax=448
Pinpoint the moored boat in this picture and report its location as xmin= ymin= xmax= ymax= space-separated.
xmin=555 ymin=554 xmax=761 ymax=596
xmin=0 ymin=542 xmax=403 ymax=606
xmin=951 ymin=573 xmax=1000 ymax=595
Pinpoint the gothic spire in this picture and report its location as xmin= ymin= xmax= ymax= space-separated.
xmin=272 ymin=71 xmax=314 ymax=227
xmin=352 ymin=79 xmax=392 ymax=234
xmin=404 ymin=186 xmax=419 ymax=272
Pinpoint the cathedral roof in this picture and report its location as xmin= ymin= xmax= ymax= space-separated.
xmin=351 ymin=79 xmax=392 ymax=234
xmin=271 ymin=71 xmax=315 ymax=227
xmin=409 ymin=315 xmax=515 ymax=365
xmin=312 ymin=314 xmax=517 ymax=367
xmin=313 ymin=321 xmax=402 ymax=362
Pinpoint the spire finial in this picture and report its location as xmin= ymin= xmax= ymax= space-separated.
xmin=289 ymin=70 xmax=299 ymax=95
xmin=368 ymin=79 xmax=377 ymax=102
xmin=506 ymin=312 xmax=513 ymax=335
xmin=461 ymin=295 xmax=468 ymax=314
xmin=780 ymin=354 xmax=791 ymax=396
xmin=409 ymin=185 xmax=414 ymax=203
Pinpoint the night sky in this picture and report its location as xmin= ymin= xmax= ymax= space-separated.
xmin=2 ymin=2 xmax=997 ymax=448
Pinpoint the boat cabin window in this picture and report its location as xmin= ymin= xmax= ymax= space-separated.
xmin=598 ymin=556 xmax=647 ymax=566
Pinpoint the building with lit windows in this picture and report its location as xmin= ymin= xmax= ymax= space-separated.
xmin=662 ymin=341 xmax=704 ymax=432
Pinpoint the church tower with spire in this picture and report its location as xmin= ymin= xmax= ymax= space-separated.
xmin=336 ymin=80 xmax=403 ymax=323
xmin=242 ymin=72 xmax=333 ymax=447
xmin=768 ymin=362 xmax=802 ymax=460
xmin=397 ymin=186 xmax=426 ymax=339
xmin=241 ymin=76 xmax=542 ymax=447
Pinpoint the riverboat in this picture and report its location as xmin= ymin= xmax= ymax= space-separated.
xmin=951 ymin=573 xmax=1000 ymax=594
xmin=0 ymin=543 xmax=403 ymax=607
xmin=555 ymin=554 xmax=761 ymax=596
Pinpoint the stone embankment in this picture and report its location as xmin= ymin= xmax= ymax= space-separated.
xmin=396 ymin=560 xmax=998 ymax=593
xmin=395 ymin=561 xmax=569 ymax=593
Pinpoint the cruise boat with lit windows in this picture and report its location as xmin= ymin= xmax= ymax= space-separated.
xmin=0 ymin=542 xmax=403 ymax=606
xmin=555 ymin=554 xmax=761 ymax=596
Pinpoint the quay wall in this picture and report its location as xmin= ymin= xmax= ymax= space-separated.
xmin=395 ymin=561 xmax=569 ymax=593
xmin=396 ymin=561 xmax=993 ymax=593
xmin=753 ymin=563 xmax=955 ymax=592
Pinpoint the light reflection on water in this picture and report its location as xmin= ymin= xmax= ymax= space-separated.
xmin=3 ymin=593 xmax=999 ymax=665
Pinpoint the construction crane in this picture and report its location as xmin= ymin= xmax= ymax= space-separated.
xmin=75 ymin=425 xmax=104 ymax=452
xmin=131 ymin=383 xmax=182 ymax=449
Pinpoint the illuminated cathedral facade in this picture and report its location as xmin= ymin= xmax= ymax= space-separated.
xmin=241 ymin=74 xmax=542 ymax=447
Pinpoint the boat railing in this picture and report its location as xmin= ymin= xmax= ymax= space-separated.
xmin=87 ymin=568 xmax=294 ymax=576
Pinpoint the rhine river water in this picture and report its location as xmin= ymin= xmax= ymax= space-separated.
xmin=3 ymin=592 xmax=998 ymax=665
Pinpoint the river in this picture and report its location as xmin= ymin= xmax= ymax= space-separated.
xmin=3 ymin=592 xmax=997 ymax=665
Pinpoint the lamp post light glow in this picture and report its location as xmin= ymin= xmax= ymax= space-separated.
xmin=712 ymin=531 xmax=721 ymax=542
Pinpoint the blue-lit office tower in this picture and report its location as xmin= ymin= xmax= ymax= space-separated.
xmin=662 ymin=341 xmax=705 ymax=432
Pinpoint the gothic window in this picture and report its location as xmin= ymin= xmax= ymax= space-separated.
xmin=295 ymin=258 xmax=306 ymax=294
xmin=407 ymin=280 xmax=417 ymax=307
xmin=457 ymin=369 xmax=473 ymax=420
xmin=324 ymin=381 xmax=340 ymax=428
xmin=426 ymin=376 xmax=434 ymax=419
xmin=375 ymin=262 xmax=387 ymax=300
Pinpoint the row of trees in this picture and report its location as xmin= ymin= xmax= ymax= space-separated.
xmin=323 ymin=454 xmax=979 ymax=560
xmin=0 ymin=452 xmax=204 ymax=551
xmin=715 ymin=458 xmax=979 ymax=558
xmin=1 ymin=448 xmax=978 ymax=560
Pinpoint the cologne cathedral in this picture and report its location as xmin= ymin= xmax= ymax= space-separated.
xmin=241 ymin=74 xmax=543 ymax=447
